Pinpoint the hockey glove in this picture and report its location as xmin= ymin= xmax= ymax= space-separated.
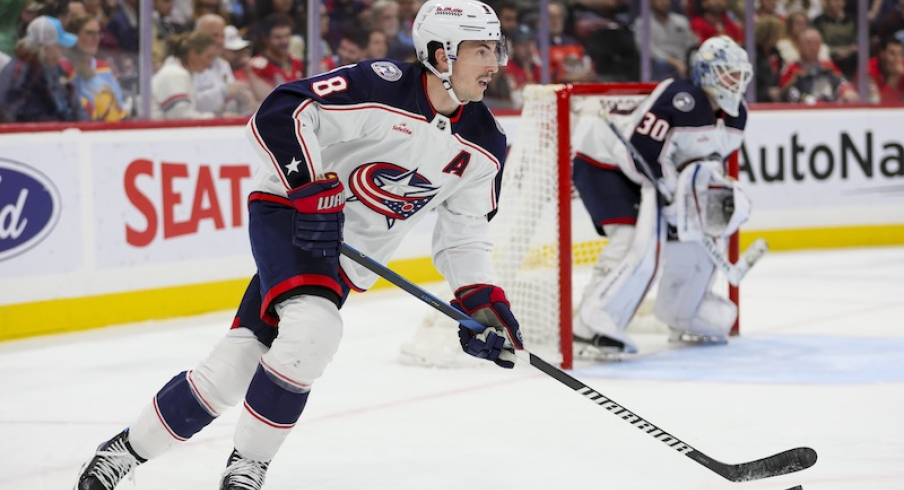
xmin=453 ymin=284 xmax=524 ymax=369
xmin=288 ymin=173 xmax=346 ymax=257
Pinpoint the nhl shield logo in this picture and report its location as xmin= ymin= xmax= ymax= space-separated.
xmin=672 ymin=92 xmax=695 ymax=112
xmin=371 ymin=61 xmax=403 ymax=82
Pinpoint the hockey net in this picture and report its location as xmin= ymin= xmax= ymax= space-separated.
xmin=402 ymin=83 xmax=740 ymax=370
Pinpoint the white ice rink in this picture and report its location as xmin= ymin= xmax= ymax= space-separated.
xmin=1 ymin=246 xmax=903 ymax=490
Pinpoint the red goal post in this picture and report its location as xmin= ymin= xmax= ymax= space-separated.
xmin=489 ymin=83 xmax=740 ymax=369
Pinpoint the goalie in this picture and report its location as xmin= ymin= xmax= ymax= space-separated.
xmin=570 ymin=36 xmax=753 ymax=355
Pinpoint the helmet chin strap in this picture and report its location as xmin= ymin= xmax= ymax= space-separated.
xmin=426 ymin=61 xmax=464 ymax=106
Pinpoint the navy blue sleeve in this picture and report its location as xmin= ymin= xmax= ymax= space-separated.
xmin=628 ymin=79 xmax=713 ymax=179
xmin=249 ymin=62 xmax=421 ymax=189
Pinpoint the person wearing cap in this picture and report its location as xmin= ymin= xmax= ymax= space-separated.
xmin=61 ymin=13 xmax=129 ymax=121
xmin=222 ymin=24 xmax=269 ymax=111
xmin=0 ymin=15 xmax=86 ymax=122
xmin=192 ymin=14 xmax=254 ymax=115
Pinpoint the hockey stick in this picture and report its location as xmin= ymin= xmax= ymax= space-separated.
xmin=600 ymin=114 xmax=768 ymax=286
xmin=339 ymin=242 xmax=817 ymax=482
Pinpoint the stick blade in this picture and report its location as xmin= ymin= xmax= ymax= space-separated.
xmin=724 ymin=447 xmax=817 ymax=482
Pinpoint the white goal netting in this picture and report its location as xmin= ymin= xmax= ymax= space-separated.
xmin=401 ymin=84 xmax=666 ymax=369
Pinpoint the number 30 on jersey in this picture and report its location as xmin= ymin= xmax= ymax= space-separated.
xmin=635 ymin=112 xmax=669 ymax=142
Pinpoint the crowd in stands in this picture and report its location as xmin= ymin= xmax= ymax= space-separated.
xmin=1 ymin=0 xmax=904 ymax=122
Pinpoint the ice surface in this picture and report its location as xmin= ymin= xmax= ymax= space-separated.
xmin=1 ymin=246 xmax=902 ymax=489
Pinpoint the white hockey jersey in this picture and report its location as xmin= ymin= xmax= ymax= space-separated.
xmin=572 ymin=78 xmax=746 ymax=190
xmin=246 ymin=60 xmax=507 ymax=291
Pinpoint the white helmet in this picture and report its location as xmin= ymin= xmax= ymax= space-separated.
xmin=412 ymin=0 xmax=507 ymax=104
xmin=691 ymin=36 xmax=752 ymax=117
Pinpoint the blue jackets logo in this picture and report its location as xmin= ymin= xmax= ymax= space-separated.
xmin=0 ymin=159 xmax=61 ymax=261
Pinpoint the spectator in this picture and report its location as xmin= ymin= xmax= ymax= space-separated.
xmin=107 ymin=0 xmax=139 ymax=51
xmin=250 ymin=13 xmax=304 ymax=90
xmin=62 ymin=13 xmax=129 ymax=120
xmin=635 ymin=0 xmax=698 ymax=80
xmin=496 ymin=0 xmax=521 ymax=35
xmin=776 ymin=10 xmax=830 ymax=65
xmin=1 ymin=0 xmax=26 ymax=54
xmin=192 ymin=0 xmax=228 ymax=25
xmin=60 ymin=0 xmax=87 ymax=27
xmin=812 ymin=0 xmax=857 ymax=78
xmin=152 ymin=0 xmax=180 ymax=69
xmin=877 ymin=0 xmax=904 ymax=45
xmin=863 ymin=36 xmax=904 ymax=102
xmin=395 ymin=0 xmax=418 ymax=47
xmin=754 ymin=15 xmax=786 ymax=101
xmin=222 ymin=24 xmax=269 ymax=111
xmin=547 ymin=0 xmax=597 ymax=82
xmin=690 ymin=0 xmax=743 ymax=43
xmin=151 ymin=31 xmax=217 ymax=119
xmin=193 ymin=13 xmax=254 ymax=115
xmin=505 ymin=26 xmax=540 ymax=108
xmin=780 ymin=27 xmax=859 ymax=103
xmin=775 ymin=0 xmax=821 ymax=19
xmin=371 ymin=0 xmax=415 ymax=62
xmin=0 ymin=16 xmax=85 ymax=122
xmin=365 ymin=28 xmax=389 ymax=59
xmin=326 ymin=0 xmax=368 ymax=50
xmin=755 ymin=0 xmax=784 ymax=20
xmin=333 ymin=27 xmax=369 ymax=66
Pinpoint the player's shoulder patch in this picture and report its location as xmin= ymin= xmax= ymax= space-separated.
xmin=371 ymin=61 xmax=403 ymax=82
xmin=672 ymin=91 xmax=695 ymax=112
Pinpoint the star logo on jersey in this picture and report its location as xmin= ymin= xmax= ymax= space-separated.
xmin=348 ymin=162 xmax=439 ymax=228
xmin=285 ymin=157 xmax=303 ymax=174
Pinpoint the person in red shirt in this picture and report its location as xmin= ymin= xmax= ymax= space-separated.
xmin=779 ymin=28 xmax=859 ymax=103
xmin=504 ymin=27 xmax=541 ymax=107
xmin=690 ymin=0 xmax=743 ymax=43
xmin=864 ymin=36 xmax=904 ymax=103
xmin=250 ymin=13 xmax=304 ymax=90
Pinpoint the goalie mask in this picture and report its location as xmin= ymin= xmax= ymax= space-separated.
xmin=674 ymin=160 xmax=751 ymax=242
xmin=691 ymin=36 xmax=752 ymax=117
xmin=413 ymin=0 xmax=508 ymax=105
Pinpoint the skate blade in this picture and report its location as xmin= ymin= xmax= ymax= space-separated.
xmin=668 ymin=330 xmax=728 ymax=345
xmin=574 ymin=343 xmax=627 ymax=362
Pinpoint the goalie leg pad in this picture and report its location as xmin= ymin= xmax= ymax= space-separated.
xmin=654 ymin=241 xmax=736 ymax=338
xmin=574 ymin=185 xmax=665 ymax=353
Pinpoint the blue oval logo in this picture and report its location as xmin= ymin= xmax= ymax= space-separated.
xmin=0 ymin=158 xmax=61 ymax=261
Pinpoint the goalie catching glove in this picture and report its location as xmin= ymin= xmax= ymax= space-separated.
xmin=452 ymin=284 xmax=524 ymax=369
xmin=667 ymin=160 xmax=751 ymax=242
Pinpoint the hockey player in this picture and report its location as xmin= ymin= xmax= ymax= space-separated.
xmin=570 ymin=35 xmax=753 ymax=356
xmin=73 ymin=1 xmax=523 ymax=489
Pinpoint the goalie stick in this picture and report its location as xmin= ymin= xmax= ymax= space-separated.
xmin=600 ymin=113 xmax=768 ymax=286
xmin=339 ymin=243 xmax=818 ymax=483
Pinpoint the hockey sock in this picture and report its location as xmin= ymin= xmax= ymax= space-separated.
xmin=234 ymin=364 xmax=310 ymax=462
xmin=128 ymin=371 xmax=218 ymax=459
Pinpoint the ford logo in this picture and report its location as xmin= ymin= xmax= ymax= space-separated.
xmin=0 ymin=158 xmax=61 ymax=261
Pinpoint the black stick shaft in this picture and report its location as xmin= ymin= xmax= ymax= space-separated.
xmin=339 ymin=243 xmax=817 ymax=482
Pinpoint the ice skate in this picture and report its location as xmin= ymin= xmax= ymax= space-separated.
xmin=574 ymin=332 xmax=639 ymax=361
xmin=668 ymin=327 xmax=729 ymax=345
xmin=220 ymin=449 xmax=270 ymax=490
xmin=74 ymin=429 xmax=146 ymax=490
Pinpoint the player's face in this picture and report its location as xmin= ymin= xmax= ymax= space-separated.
xmin=450 ymin=40 xmax=501 ymax=103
